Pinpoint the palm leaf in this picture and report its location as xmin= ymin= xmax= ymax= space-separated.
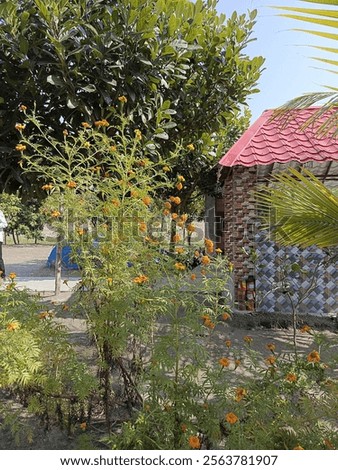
xmin=274 ymin=6 xmax=338 ymax=19
xmin=311 ymin=56 xmax=338 ymax=66
xmin=256 ymin=168 xmax=338 ymax=248
xmin=278 ymin=14 xmax=338 ymax=29
xmin=312 ymin=45 xmax=338 ymax=53
xmin=302 ymin=0 xmax=338 ymax=5
xmin=274 ymin=0 xmax=338 ymax=132
xmin=293 ymin=27 xmax=338 ymax=40
xmin=273 ymin=92 xmax=338 ymax=137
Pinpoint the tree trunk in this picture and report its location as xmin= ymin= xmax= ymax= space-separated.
xmin=55 ymin=237 xmax=62 ymax=295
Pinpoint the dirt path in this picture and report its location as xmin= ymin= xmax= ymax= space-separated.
xmin=0 ymin=244 xmax=337 ymax=449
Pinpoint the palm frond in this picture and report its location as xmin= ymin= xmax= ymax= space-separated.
xmin=256 ymin=168 xmax=338 ymax=248
xmin=302 ymin=0 xmax=338 ymax=5
xmin=273 ymin=0 xmax=338 ymax=132
xmin=273 ymin=92 xmax=338 ymax=137
xmin=279 ymin=14 xmax=338 ymax=29
xmin=311 ymin=56 xmax=338 ymax=67
xmin=274 ymin=6 xmax=338 ymax=19
xmin=312 ymin=45 xmax=338 ymax=53
xmin=293 ymin=27 xmax=338 ymax=40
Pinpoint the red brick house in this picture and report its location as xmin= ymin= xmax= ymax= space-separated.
xmin=206 ymin=108 xmax=338 ymax=314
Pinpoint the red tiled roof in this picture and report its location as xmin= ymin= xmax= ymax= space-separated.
xmin=219 ymin=108 xmax=338 ymax=167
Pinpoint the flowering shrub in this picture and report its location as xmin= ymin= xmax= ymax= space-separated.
xmin=3 ymin=106 xmax=337 ymax=451
xmin=0 ymin=285 xmax=96 ymax=442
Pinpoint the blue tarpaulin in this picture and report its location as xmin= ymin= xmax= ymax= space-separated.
xmin=47 ymin=245 xmax=79 ymax=270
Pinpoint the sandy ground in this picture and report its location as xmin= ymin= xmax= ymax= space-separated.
xmin=0 ymin=244 xmax=337 ymax=449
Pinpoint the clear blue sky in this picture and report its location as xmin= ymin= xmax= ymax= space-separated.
xmin=216 ymin=0 xmax=336 ymax=122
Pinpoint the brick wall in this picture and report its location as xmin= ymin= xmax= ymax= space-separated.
xmin=221 ymin=166 xmax=257 ymax=307
xmin=215 ymin=165 xmax=337 ymax=316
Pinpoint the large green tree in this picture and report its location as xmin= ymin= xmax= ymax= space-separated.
xmin=0 ymin=0 xmax=263 ymax=205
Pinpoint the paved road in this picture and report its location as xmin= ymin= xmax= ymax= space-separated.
xmin=2 ymin=244 xmax=80 ymax=294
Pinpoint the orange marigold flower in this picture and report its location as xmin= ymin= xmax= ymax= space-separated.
xmin=175 ymin=262 xmax=186 ymax=271
xmin=190 ymin=273 xmax=196 ymax=281
xmin=201 ymin=269 xmax=207 ymax=276
xmin=215 ymin=248 xmax=222 ymax=254
xmin=41 ymin=183 xmax=53 ymax=191
xmin=94 ymin=119 xmax=109 ymax=127
xmin=139 ymin=222 xmax=147 ymax=232
xmin=51 ymin=210 xmax=61 ymax=218
xmin=175 ymin=247 xmax=184 ymax=254
xmin=164 ymin=201 xmax=172 ymax=210
xmin=107 ymin=277 xmax=113 ymax=285
xmin=187 ymin=224 xmax=195 ymax=233
xmin=293 ymin=445 xmax=304 ymax=450
xmin=307 ymin=350 xmax=320 ymax=363
xmin=142 ymin=196 xmax=152 ymax=206
xmin=15 ymin=144 xmax=26 ymax=151
xmin=19 ymin=104 xmax=27 ymax=112
xmin=300 ymin=325 xmax=312 ymax=333
xmin=39 ymin=311 xmax=50 ymax=320
xmin=171 ymin=213 xmax=179 ymax=220
xmin=8 ymin=272 xmax=17 ymax=280
xmin=201 ymin=255 xmax=210 ymax=265
xmin=111 ymin=199 xmax=120 ymax=207
xmin=163 ymin=165 xmax=170 ymax=172
xmin=133 ymin=274 xmax=149 ymax=284
xmin=15 ymin=123 xmax=26 ymax=131
xmin=79 ymin=422 xmax=87 ymax=431
xmin=235 ymin=387 xmax=247 ymax=402
xmin=187 ymin=143 xmax=195 ymax=151
xmin=188 ymin=435 xmax=200 ymax=449
xmin=110 ymin=145 xmax=117 ymax=152
xmin=163 ymin=209 xmax=170 ymax=216
xmin=181 ymin=423 xmax=187 ymax=433
xmin=77 ymin=228 xmax=85 ymax=236
xmin=81 ymin=122 xmax=91 ymax=128
xmin=243 ymin=335 xmax=253 ymax=344
xmin=205 ymin=320 xmax=215 ymax=329
xmin=173 ymin=234 xmax=181 ymax=243
xmin=286 ymin=373 xmax=297 ymax=383
xmin=222 ymin=312 xmax=231 ymax=321
xmin=219 ymin=357 xmax=230 ymax=368
xmin=177 ymin=175 xmax=185 ymax=182
xmin=204 ymin=238 xmax=214 ymax=253
xmin=266 ymin=343 xmax=276 ymax=352
xmin=180 ymin=214 xmax=188 ymax=222
xmin=225 ymin=412 xmax=238 ymax=425
xmin=176 ymin=182 xmax=183 ymax=191
xmin=266 ymin=355 xmax=276 ymax=366
xmin=169 ymin=196 xmax=181 ymax=205
xmin=225 ymin=339 xmax=231 ymax=348
xmin=118 ymin=95 xmax=128 ymax=103
xmin=7 ymin=320 xmax=20 ymax=331
xmin=66 ymin=181 xmax=77 ymax=189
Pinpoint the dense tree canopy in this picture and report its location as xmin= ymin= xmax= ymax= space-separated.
xmin=0 ymin=0 xmax=263 ymax=202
